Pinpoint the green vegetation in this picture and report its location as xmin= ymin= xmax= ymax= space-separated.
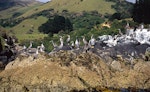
xmin=19 ymin=0 xmax=116 ymax=18
xmin=7 ymin=16 xmax=48 ymax=42
xmin=36 ymin=19 xmax=129 ymax=52
xmin=72 ymin=11 xmax=105 ymax=30
xmin=0 ymin=0 xmax=135 ymax=52
xmin=39 ymin=15 xmax=73 ymax=34
xmin=0 ymin=6 xmax=23 ymax=19
xmin=105 ymin=0 xmax=133 ymax=20
xmin=0 ymin=1 xmax=41 ymax=19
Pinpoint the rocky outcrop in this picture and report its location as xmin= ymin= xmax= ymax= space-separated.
xmin=0 ymin=51 xmax=150 ymax=92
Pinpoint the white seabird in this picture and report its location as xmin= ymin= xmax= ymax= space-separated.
xmin=75 ymin=36 xmax=80 ymax=49
xmin=66 ymin=35 xmax=70 ymax=45
xmin=58 ymin=36 xmax=64 ymax=49
xmin=89 ymin=34 xmax=96 ymax=48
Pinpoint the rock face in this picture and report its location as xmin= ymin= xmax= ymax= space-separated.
xmin=0 ymin=51 xmax=150 ymax=92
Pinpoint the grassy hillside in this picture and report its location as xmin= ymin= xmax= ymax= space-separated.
xmin=19 ymin=0 xmax=116 ymax=18
xmin=0 ymin=3 xmax=41 ymax=19
xmin=7 ymin=16 xmax=48 ymax=42
xmin=0 ymin=0 xmax=133 ymax=43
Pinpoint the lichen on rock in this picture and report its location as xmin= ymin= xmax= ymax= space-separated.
xmin=0 ymin=50 xmax=150 ymax=92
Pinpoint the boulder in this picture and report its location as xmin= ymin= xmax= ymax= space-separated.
xmin=111 ymin=60 xmax=122 ymax=71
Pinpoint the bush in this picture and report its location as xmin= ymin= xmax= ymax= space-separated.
xmin=12 ymin=12 xmax=22 ymax=18
xmin=72 ymin=12 xmax=104 ymax=30
xmin=39 ymin=15 xmax=73 ymax=34
xmin=109 ymin=13 xmax=121 ymax=20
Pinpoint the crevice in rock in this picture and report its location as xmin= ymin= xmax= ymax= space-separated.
xmin=77 ymin=76 xmax=90 ymax=88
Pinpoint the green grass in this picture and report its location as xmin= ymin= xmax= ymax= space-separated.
xmin=0 ymin=6 xmax=22 ymax=19
xmin=19 ymin=0 xmax=116 ymax=18
xmin=7 ymin=16 xmax=48 ymax=42
xmin=0 ymin=0 xmax=116 ymax=43
xmin=0 ymin=3 xmax=41 ymax=19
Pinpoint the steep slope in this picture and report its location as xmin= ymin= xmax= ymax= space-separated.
xmin=0 ymin=0 xmax=40 ymax=11
xmin=19 ymin=0 xmax=116 ymax=18
xmin=0 ymin=0 xmax=41 ymax=19
xmin=0 ymin=0 xmax=133 ymax=42
xmin=7 ymin=16 xmax=48 ymax=41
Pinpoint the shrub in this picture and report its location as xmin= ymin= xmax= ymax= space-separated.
xmin=39 ymin=15 xmax=73 ymax=34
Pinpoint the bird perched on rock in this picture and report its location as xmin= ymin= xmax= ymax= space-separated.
xmin=33 ymin=47 xmax=39 ymax=60
xmin=39 ymin=43 xmax=45 ymax=52
xmin=118 ymin=29 xmax=123 ymax=36
xmin=89 ymin=35 xmax=96 ymax=48
xmin=26 ymin=45 xmax=39 ymax=60
xmin=82 ymin=36 xmax=89 ymax=51
xmin=66 ymin=35 xmax=70 ymax=45
xmin=71 ymin=41 xmax=75 ymax=49
xmin=82 ymin=36 xmax=88 ymax=46
xmin=140 ymin=23 xmax=144 ymax=30
xmin=28 ymin=41 xmax=33 ymax=49
xmin=75 ymin=36 xmax=80 ymax=49
xmin=58 ymin=36 xmax=64 ymax=49
xmin=125 ymin=22 xmax=130 ymax=29
xmin=50 ymin=40 xmax=58 ymax=50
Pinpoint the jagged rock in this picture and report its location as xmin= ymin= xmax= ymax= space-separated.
xmin=5 ymin=54 xmax=47 ymax=70
xmin=0 ymin=51 xmax=149 ymax=92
